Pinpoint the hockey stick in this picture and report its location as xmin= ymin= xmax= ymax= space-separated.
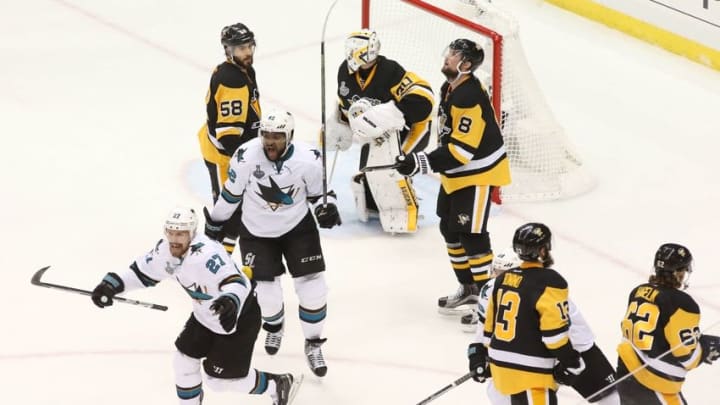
xmin=360 ymin=162 xmax=401 ymax=173
xmin=31 ymin=266 xmax=168 ymax=311
xmin=416 ymin=371 xmax=476 ymax=405
xmin=328 ymin=149 xmax=340 ymax=184
xmin=320 ymin=0 xmax=340 ymax=206
xmin=575 ymin=319 xmax=720 ymax=404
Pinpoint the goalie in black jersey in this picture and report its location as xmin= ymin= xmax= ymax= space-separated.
xmin=616 ymin=243 xmax=720 ymax=404
xmin=326 ymin=29 xmax=434 ymax=233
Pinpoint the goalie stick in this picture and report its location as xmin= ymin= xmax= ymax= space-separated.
xmin=415 ymin=371 xmax=476 ymax=405
xmin=31 ymin=266 xmax=168 ymax=311
xmin=319 ymin=0 xmax=340 ymax=206
xmin=360 ymin=162 xmax=401 ymax=173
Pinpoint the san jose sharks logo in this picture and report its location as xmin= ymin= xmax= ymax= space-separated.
xmin=235 ymin=147 xmax=247 ymax=163
xmin=256 ymin=175 xmax=297 ymax=211
xmin=180 ymin=281 xmax=213 ymax=302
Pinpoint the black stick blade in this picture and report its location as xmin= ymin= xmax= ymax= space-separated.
xmin=31 ymin=266 xmax=51 ymax=285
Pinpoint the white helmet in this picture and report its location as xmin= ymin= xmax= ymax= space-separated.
xmin=345 ymin=29 xmax=380 ymax=74
xmin=164 ymin=207 xmax=198 ymax=237
xmin=260 ymin=109 xmax=295 ymax=144
xmin=492 ymin=248 xmax=520 ymax=276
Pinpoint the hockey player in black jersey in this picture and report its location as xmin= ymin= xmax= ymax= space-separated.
xmin=327 ymin=29 xmax=434 ymax=233
xmin=616 ymin=243 xmax=720 ymax=404
xmin=197 ymin=22 xmax=261 ymax=255
xmin=395 ymin=38 xmax=511 ymax=313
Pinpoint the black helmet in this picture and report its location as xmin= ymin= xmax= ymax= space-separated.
xmin=221 ymin=23 xmax=255 ymax=47
xmin=654 ymin=243 xmax=692 ymax=274
xmin=513 ymin=223 xmax=552 ymax=262
xmin=448 ymin=38 xmax=484 ymax=72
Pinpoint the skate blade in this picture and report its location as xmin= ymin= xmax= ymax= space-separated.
xmin=438 ymin=306 xmax=474 ymax=316
xmin=288 ymin=373 xmax=304 ymax=404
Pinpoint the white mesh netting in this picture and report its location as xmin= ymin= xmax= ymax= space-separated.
xmin=359 ymin=0 xmax=595 ymax=201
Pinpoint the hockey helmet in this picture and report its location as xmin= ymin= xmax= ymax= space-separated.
xmin=345 ymin=29 xmax=381 ymax=73
xmin=512 ymin=222 xmax=552 ymax=263
xmin=654 ymin=243 xmax=693 ymax=274
xmin=164 ymin=207 xmax=198 ymax=237
xmin=447 ymin=38 xmax=484 ymax=72
xmin=260 ymin=109 xmax=295 ymax=144
xmin=492 ymin=248 xmax=520 ymax=276
xmin=221 ymin=23 xmax=255 ymax=48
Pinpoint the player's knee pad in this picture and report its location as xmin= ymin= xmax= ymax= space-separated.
xmin=458 ymin=232 xmax=490 ymax=256
xmin=255 ymin=277 xmax=284 ymax=317
xmin=293 ymin=272 xmax=328 ymax=309
xmin=174 ymin=351 xmax=202 ymax=388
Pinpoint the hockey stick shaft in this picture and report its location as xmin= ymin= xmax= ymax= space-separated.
xmin=360 ymin=162 xmax=400 ymax=173
xmin=31 ymin=266 xmax=168 ymax=311
xmin=320 ymin=0 xmax=340 ymax=206
xmin=576 ymin=318 xmax=720 ymax=404
xmin=416 ymin=371 xmax=476 ymax=405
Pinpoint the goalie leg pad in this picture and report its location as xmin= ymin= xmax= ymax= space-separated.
xmin=363 ymin=131 xmax=419 ymax=233
xmin=351 ymin=174 xmax=369 ymax=223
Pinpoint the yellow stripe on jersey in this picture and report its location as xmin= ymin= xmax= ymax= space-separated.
xmin=390 ymin=71 xmax=433 ymax=101
xmin=618 ymin=341 xmax=684 ymax=393
xmin=489 ymin=363 xmax=557 ymax=395
xmin=666 ymin=308 xmax=702 ymax=363
xmin=536 ymin=286 xmax=571 ymax=350
xmin=401 ymin=119 xmax=431 ymax=154
xmin=450 ymin=105 xmax=485 ymax=149
xmin=440 ymin=158 xmax=511 ymax=193
xmin=214 ymin=84 xmax=250 ymax=128
xmin=471 ymin=185 xmax=489 ymax=233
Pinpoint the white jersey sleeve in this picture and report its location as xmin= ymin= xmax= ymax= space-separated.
xmin=114 ymin=239 xmax=176 ymax=291
xmin=568 ymin=299 xmax=595 ymax=352
xmin=474 ymin=278 xmax=496 ymax=344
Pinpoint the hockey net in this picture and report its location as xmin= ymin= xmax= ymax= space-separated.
xmin=360 ymin=0 xmax=595 ymax=201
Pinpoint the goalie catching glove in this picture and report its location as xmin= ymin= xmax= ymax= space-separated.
xmin=348 ymin=99 xmax=405 ymax=141
xmin=395 ymin=152 xmax=430 ymax=177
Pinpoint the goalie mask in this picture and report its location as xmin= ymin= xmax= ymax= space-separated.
xmin=260 ymin=109 xmax=295 ymax=161
xmin=345 ymin=29 xmax=381 ymax=74
xmin=445 ymin=38 xmax=484 ymax=73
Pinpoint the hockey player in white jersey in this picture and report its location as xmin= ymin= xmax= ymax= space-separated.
xmin=90 ymin=207 xmax=299 ymax=405
xmin=204 ymin=109 xmax=341 ymax=378
xmin=467 ymin=249 xmax=620 ymax=405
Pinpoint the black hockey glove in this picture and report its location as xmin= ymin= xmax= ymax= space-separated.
xmin=210 ymin=294 xmax=239 ymax=333
xmin=395 ymin=152 xmax=430 ymax=177
xmin=91 ymin=272 xmax=124 ymax=308
xmin=467 ymin=342 xmax=491 ymax=383
xmin=553 ymin=355 xmax=586 ymax=386
xmin=700 ymin=334 xmax=720 ymax=364
xmin=314 ymin=203 xmax=342 ymax=229
xmin=203 ymin=206 xmax=226 ymax=242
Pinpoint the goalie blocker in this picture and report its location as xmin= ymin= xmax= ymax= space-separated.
xmin=348 ymin=100 xmax=420 ymax=233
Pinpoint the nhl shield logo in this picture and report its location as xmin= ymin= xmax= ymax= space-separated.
xmin=339 ymin=81 xmax=349 ymax=96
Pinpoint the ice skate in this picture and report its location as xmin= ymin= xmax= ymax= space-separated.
xmin=264 ymin=328 xmax=283 ymax=355
xmin=304 ymin=338 xmax=328 ymax=377
xmin=460 ymin=309 xmax=479 ymax=333
xmin=271 ymin=373 xmax=303 ymax=405
xmin=438 ymin=283 xmax=479 ymax=315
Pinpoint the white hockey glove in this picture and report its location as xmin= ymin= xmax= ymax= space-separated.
xmin=349 ymin=100 xmax=405 ymax=141
xmin=323 ymin=108 xmax=353 ymax=152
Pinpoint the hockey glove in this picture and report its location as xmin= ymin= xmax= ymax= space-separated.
xmin=700 ymin=334 xmax=720 ymax=364
xmin=553 ymin=355 xmax=586 ymax=386
xmin=314 ymin=203 xmax=342 ymax=229
xmin=203 ymin=206 xmax=226 ymax=242
xmin=91 ymin=272 xmax=125 ymax=308
xmin=395 ymin=152 xmax=430 ymax=177
xmin=467 ymin=343 xmax=491 ymax=383
xmin=210 ymin=294 xmax=240 ymax=333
